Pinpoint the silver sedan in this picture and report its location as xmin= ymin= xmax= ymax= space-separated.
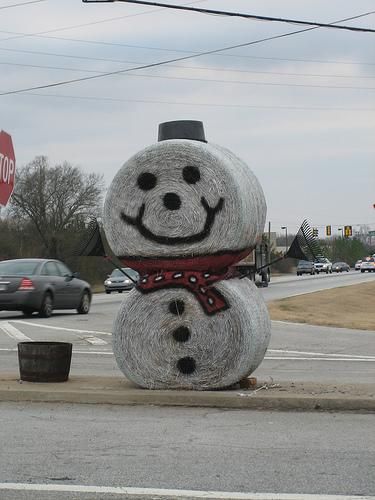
xmin=0 ymin=258 xmax=91 ymax=317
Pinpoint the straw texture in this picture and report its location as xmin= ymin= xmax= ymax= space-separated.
xmin=104 ymin=134 xmax=270 ymax=390
xmin=103 ymin=139 xmax=266 ymax=257
xmin=113 ymin=277 xmax=271 ymax=390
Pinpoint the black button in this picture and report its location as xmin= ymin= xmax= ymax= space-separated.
xmin=177 ymin=357 xmax=196 ymax=374
xmin=172 ymin=326 xmax=190 ymax=342
xmin=169 ymin=300 xmax=185 ymax=315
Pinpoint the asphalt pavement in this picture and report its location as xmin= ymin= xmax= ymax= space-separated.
xmin=0 ymin=271 xmax=374 ymax=412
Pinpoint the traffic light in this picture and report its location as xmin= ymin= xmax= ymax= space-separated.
xmin=326 ymin=225 xmax=331 ymax=236
xmin=344 ymin=225 xmax=352 ymax=237
xmin=312 ymin=227 xmax=319 ymax=237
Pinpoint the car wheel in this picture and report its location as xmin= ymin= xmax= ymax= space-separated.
xmin=361 ymin=270 xmax=365 ymax=273
xmin=105 ymin=290 xmax=111 ymax=294
xmin=118 ymin=290 xmax=123 ymax=293
xmin=77 ymin=291 xmax=91 ymax=314
xmin=39 ymin=293 xmax=53 ymax=318
xmin=22 ymin=308 xmax=34 ymax=317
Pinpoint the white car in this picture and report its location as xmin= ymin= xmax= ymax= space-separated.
xmin=354 ymin=260 xmax=362 ymax=270
xmin=104 ymin=268 xmax=139 ymax=294
xmin=314 ymin=258 xmax=332 ymax=274
xmin=360 ymin=258 xmax=375 ymax=273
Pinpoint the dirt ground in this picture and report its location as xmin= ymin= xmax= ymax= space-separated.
xmin=268 ymin=281 xmax=375 ymax=331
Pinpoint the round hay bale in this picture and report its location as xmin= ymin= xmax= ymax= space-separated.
xmin=103 ymin=139 xmax=266 ymax=259
xmin=113 ymin=278 xmax=271 ymax=390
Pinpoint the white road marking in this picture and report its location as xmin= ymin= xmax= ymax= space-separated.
xmin=268 ymin=349 xmax=375 ymax=360
xmin=265 ymin=357 xmax=375 ymax=362
xmin=0 ymin=483 xmax=374 ymax=499
xmin=80 ymin=335 xmax=108 ymax=345
xmin=0 ymin=322 xmax=32 ymax=341
xmin=12 ymin=320 xmax=111 ymax=335
xmin=271 ymin=320 xmax=375 ymax=333
xmin=72 ymin=349 xmax=112 ymax=355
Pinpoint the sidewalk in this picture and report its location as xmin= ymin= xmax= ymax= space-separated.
xmin=0 ymin=374 xmax=374 ymax=412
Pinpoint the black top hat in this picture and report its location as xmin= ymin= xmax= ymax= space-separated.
xmin=158 ymin=120 xmax=207 ymax=143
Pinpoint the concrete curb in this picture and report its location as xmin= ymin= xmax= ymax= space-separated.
xmin=0 ymin=375 xmax=374 ymax=412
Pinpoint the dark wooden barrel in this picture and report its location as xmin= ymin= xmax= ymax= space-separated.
xmin=18 ymin=341 xmax=72 ymax=382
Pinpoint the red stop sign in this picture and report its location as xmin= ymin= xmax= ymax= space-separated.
xmin=0 ymin=130 xmax=16 ymax=207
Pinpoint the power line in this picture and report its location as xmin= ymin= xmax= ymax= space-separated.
xmin=171 ymin=66 xmax=375 ymax=80
xmin=2 ymin=57 xmax=375 ymax=80
xmin=83 ymin=0 xmax=375 ymax=34
xmin=1 ymin=11 xmax=373 ymax=96
xmin=0 ymin=0 xmax=207 ymax=43
xmin=0 ymin=12 xmax=373 ymax=65
xmin=9 ymin=91 xmax=375 ymax=112
xmin=2 ymin=60 xmax=375 ymax=90
xmin=1 ymin=44 xmax=374 ymax=70
xmin=0 ymin=0 xmax=47 ymax=10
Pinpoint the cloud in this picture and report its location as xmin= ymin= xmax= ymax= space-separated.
xmin=1 ymin=0 xmax=374 ymax=232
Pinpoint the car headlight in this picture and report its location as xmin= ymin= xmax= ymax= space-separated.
xmin=105 ymin=279 xmax=111 ymax=285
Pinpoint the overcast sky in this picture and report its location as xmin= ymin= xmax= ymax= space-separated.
xmin=1 ymin=0 xmax=374 ymax=235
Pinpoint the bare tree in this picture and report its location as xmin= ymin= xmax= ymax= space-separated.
xmin=10 ymin=156 xmax=105 ymax=258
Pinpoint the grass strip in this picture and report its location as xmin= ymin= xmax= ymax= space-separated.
xmin=268 ymin=281 xmax=375 ymax=331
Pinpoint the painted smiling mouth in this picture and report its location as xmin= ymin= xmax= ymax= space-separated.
xmin=121 ymin=196 xmax=224 ymax=245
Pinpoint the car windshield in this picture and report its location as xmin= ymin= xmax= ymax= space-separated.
xmin=0 ymin=260 xmax=40 ymax=276
xmin=298 ymin=261 xmax=311 ymax=267
xmin=111 ymin=268 xmax=139 ymax=280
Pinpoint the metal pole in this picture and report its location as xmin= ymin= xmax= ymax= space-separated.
xmin=281 ymin=226 xmax=288 ymax=252
xmin=286 ymin=227 xmax=288 ymax=252
xmin=268 ymin=221 xmax=271 ymax=264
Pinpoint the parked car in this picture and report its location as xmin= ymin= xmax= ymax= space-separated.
xmin=332 ymin=262 xmax=350 ymax=272
xmin=354 ymin=260 xmax=362 ymax=270
xmin=296 ymin=260 xmax=315 ymax=276
xmin=104 ymin=268 xmax=139 ymax=294
xmin=0 ymin=258 xmax=91 ymax=317
xmin=313 ymin=257 xmax=332 ymax=274
xmin=360 ymin=258 xmax=375 ymax=273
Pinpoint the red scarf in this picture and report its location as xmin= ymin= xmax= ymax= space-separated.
xmin=120 ymin=248 xmax=251 ymax=315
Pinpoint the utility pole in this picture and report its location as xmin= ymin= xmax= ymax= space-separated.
xmin=268 ymin=221 xmax=271 ymax=264
xmin=281 ymin=226 xmax=288 ymax=253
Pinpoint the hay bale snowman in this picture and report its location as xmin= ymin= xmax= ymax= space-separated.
xmin=103 ymin=120 xmax=271 ymax=390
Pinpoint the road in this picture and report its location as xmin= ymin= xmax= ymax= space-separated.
xmin=0 ymin=403 xmax=374 ymax=499
xmin=1 ymin=271 xmax=375 ymax=499
xmin=1 ymin=270 xmax=374 ymax=382
xmin=263 ymin=269 xmax=375 ymax=301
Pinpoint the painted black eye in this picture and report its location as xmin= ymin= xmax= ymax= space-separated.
xmin=183 ymin=166 xmax=200 ymax=184
xmin=137 ymin=172 xmax=157 ymax=190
